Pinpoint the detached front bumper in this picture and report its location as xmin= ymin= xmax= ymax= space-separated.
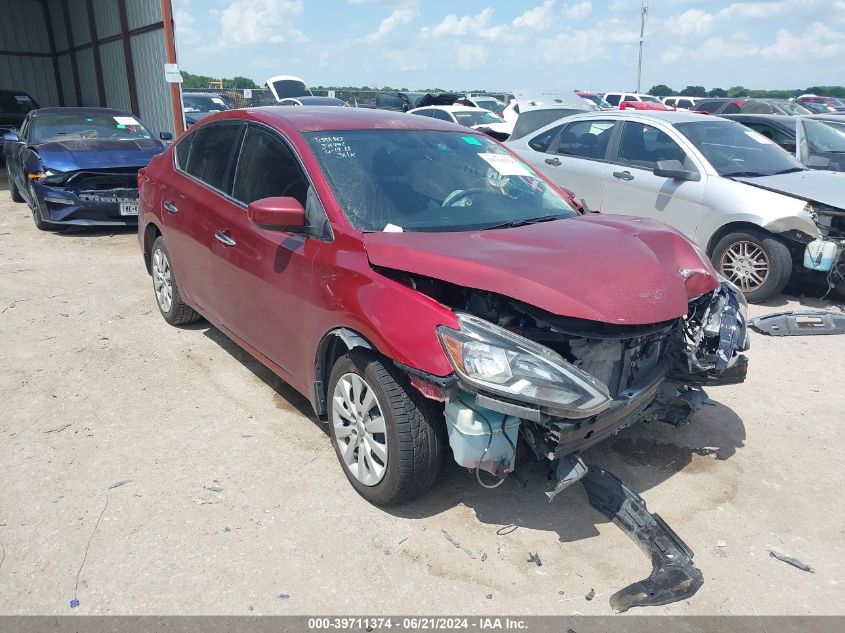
xmin=30 ymin=175 xmax=140 ymax=227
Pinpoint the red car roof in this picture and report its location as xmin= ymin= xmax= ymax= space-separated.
xmin=207 ymin=106 xmax=470 ymax=135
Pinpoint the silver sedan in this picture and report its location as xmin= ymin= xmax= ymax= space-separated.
xmin=508 ymin=110 xmax=845 ymax=302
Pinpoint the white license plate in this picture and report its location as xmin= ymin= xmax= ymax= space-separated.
xmin=119 ymin=200 xmax=139 ymax=216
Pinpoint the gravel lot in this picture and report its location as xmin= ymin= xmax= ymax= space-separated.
xmin=1 ymin=166 xmax=843 ymax=616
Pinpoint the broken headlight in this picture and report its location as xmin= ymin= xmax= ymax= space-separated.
xmin=438 ymin=313 xmax=611 ymax=419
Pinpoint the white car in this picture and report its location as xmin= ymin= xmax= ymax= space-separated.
xmin=459 ymin=95 xmax=507 ymax=117
xmin=265 ymin=75 xmax=312 ymax=101
xmin=603 ymin=92 xmax=664 ymax=108
xmin=408 ymin=105 xmax=513 ymax=138
xmin=662 ymin=96 xmax=698 ymax=110
xmin=507 ymin=109 xmax=845 ymax=301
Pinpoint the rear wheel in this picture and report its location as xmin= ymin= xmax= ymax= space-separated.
xmin=9 ymin=177 xmax=24 ymax=203
xmin=327 ymin=350 xmax=443 ymax=505
xmin=150 ymin=236 xmax=201 ymax=325
xmin=712 ymin=229 xmax=792 ymax=303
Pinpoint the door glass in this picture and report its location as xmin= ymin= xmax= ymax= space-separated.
xmin=555 ymin=120 xmax=616 ymax=160
xmin=617 ymin=122 xmax=689 ymax=170
xmin=432 ymin=110 xmax=453 ymax=122
xmin=184 ymin=123 xmax=242 ymax=192
xmin=528 ymin=124 xmax=564 ymax=153
xmin=605 ymin=94 xmax=620 ymax=106
xmin=410 ymin=109 xmax=432 ymax=117
xmin=232 ymin=127 xmax=308 ymax=207
xmin=746 ymin=123 xmax=792 ymax=147
xmin=174 ymin=132 xmax=194 ymax=169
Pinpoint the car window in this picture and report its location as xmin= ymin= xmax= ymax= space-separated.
xmin=694 ymin=101 xmax=721 ymax=114
xmin=679 ymin=99 xmax=693 ymax=109
xmin=664 ymin=98 xmax=676 ymax=107
xmin=432 ymin=110 xmax=453 ymax=122
xmin=617 ymin=122 xmax=690 ymax=170
xmin=745 ymin=123 xmax=792 ymax=147
xmin=410 ymin=109 xmax=432 ymax=117
xmin=528 ymin=124 xmax=564 ymax=153
xmin=604 ymin=94 xmax=621 ymax=107
xmin=377 ymin=94 xmax=404 ymax=109
xmin=174 ymin=131 xmax=194 ymax=169
xmin=232 ymin=126 xmax=308 ymax=207
xmin=184 ymin=122 xmax=242 ymax=193
xmin=555 ymin=120 xmax=616 ymax=160
xmin=640 ymin=96 xmax=662 ymax=103
xmin=30 ymin=112 xmax=153 ymax=144
xmin=741 ymin=101 xmax=773 ymax=114
xmin=721 ymin=102 xmax=743 ymax=114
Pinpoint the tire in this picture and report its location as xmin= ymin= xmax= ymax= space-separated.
xmin=27 ymin=180 xmax=55 ymax=231
xmin=711 ymin=229 xmax=792 ymax=303
xmin=327 ymin=350 xmax=443 ymax=505
xmin=9 ymin=177 xmax=24 ymax=203
xmin=150 ymin=236 xmax=201 ymax=325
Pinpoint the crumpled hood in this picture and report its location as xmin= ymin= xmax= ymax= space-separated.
xmin=364 ymin=215 xmax=719 ymax=325
xmin=33 ymin=138 xmax=166 ymax=172
xmin=734 ymin=170 xmax=845 ymax=209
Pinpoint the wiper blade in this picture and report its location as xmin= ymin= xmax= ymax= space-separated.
xmin=483 ymin=215 xmax=563 ymax=230
xmin=726 ymin=171 xmax=767 ymax=178
xmin=772 ymin=167 xmax=806 ymax=175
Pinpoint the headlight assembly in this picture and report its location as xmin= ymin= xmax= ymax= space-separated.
xmin=437 ymin=313 xmax=611 ymax=419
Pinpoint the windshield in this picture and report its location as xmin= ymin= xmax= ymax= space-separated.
xmin=639 ymin=95 xmax=661 ymax=103
xmin=474 ymin=99 xmax=505 ymax=114
xmin=30 ymin=113 xmax=153 ymax=144
xmin=580 ymin=94 xmax=612 ymax=109
xmin=306 ymin=130 xmax=578 ymax=232
xmin=183 ymin=95 xmax=229 ymax=112
xmin=805 ymin=119 xmax=845 ymax=153
xmin=270 ymin=79 xmax=311 ymax=99
xmin=780 ymin=101 xmax=811 ymax=115
xmin=453 ymin=110 xmax=503 ymax=126
xmin=676 ymin=120 xmax=805 ymax=177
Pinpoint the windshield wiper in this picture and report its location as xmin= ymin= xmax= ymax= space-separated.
xmin=483 ymin=215 xmax=563 ymax=230
xmin=771 ymin=167 xmax=806 ymax=175
xmin=726 ymin=171 xmax=767 ymax=178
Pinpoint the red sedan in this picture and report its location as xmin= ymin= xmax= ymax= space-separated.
xmin=137 ymin=107 xmax=748 ymax=506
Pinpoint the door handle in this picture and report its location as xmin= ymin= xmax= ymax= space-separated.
xmin=214 ymin=230 xmax=236 ymax=247
xmin=612 ymin=170 xmax=634 ymax=181
xmin=545 ymin=157 xmax=562 ymax=166
xmin=163 ymin=201 xmax=178 ymax=214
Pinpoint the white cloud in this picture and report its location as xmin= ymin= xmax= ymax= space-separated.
xmin=662 ymin=9 xmax=713 ymax=38
xmin=513 ymin=1 xmax=556 ymax=29
xmin=564 ymin=1 xmax=592 ymax=21
xmin=217 ymin=0 xmax=307 ymax=47
xmin=173 ymin=9 xmax=201 ymax=48
xmin=420 ymin=8 xmax=505 ymax=39
xmin=760 ymin=22 xmax=844 ymax=60
xmin=456 ymin=43 xmax=487 ymax=69
xmin=366 ymin=5 xmax=418 ymax=41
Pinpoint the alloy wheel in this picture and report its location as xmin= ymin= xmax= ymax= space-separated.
xmin=720 ymin=240 xmax=770 ymax=292
xmin=152 ymin=248 xmax=173 ymax=313
xmin=331 ymin=373 xmax=388 ymax=486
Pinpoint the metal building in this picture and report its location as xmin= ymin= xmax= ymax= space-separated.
xmin=0 ymin=0 xmax=181 ymax=136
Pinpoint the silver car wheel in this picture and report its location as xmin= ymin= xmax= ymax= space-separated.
xmin=152 ymin=247 xmax=173 ymax=313
xmin=332 ymin=373 xmax=388 ymax=486
xmin=720 ymin=240 xmax=770 ymax=292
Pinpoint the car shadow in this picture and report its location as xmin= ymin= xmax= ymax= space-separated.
xmin=0 ymin=167 xmax=9 ymax=192
xmin=761 ymin=278 xmax=844 ymax=310
xmin=199 ymin=322 xmax=325 ymax=429
xmin=385 ymin=401 xmax=746 ymax=544
xmin=52 ymin=226 xmax=137 ymax=238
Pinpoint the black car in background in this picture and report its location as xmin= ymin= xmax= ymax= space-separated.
xmin=691 ymin=98 xmax=748 ymax=115
xmin=182 ymin=92 xmax=231 ymax=126
xmin=3 ymin=107 xmax=169 ymax=230
xmin=722 ymin=113 xmax=845 ymax=172
xmin=0 ymin=89 xmax=39 ymax=165
xmin=738 ymin=99 xmax=811 ymax=116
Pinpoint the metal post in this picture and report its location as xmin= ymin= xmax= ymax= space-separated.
xmin=636 ymin=0 xmax=649 ymax=93
xmin=160 ymin=0 xmax=186 ymax=137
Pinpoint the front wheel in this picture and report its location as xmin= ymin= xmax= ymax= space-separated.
xmin=150 ymin=236 xmax=201 ymax=325
xmin=9 ymin=177 xmax=24 ymax=203
xmin=712 ymin=229 xmax=792 ymax=303
xmin=328 ymin=350 xmax=443 ymax=505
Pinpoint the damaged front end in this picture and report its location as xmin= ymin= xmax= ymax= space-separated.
xmin=29 ymin=168 xmax=141 ymax=226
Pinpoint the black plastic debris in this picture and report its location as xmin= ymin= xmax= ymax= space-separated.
xmin=581 ymin=466 xmax=703 ymax=613
xmin=770 ymin=549 xmax=815 ymax=573
xmin=585 ymin=588 xmax=595 ymax=601
xmin=527 ymin=552 xmax=542 ymax=567
xmin=750 ymin=311 xmax=845 ymax=336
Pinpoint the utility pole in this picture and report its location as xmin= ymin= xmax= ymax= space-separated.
xmin=636 ymin=0 xmax=649 ymax=93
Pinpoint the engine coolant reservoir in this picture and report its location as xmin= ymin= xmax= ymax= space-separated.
xmin=804 ymin=238 xmax=840 ymax=272
xmin=445 ymin=394 xmax=521 ymax=477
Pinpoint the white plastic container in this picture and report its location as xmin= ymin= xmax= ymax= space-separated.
xmin=803 ymin=238 xmax=840 ymax=272
xmin=444 ymin=395 xmax=520 ymax=476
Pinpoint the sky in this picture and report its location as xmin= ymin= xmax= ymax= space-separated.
xmin=171 ymin=0 xmax=845 ymax=92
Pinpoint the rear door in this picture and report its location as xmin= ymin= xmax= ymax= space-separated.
xmin=162 ymin=120 xmax=243 ymax=317
xmin=600 ymin=120 xmax=706 ymax=238
xmin=530 ymin=118 xmax=619 ymax=210
xmin=208 ymin=123 xmax=324 ymax=382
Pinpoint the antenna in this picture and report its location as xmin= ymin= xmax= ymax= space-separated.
xmin=636 ymin=0 xmax=649 ymax=93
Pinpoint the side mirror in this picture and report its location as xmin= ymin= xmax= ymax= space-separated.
xmin=160 ymin=131 xmax=174 ymax=141
xmin=653 ymin=159 xmax=700 ymax=182
xmin=247 ymin=196 xmax=307 ymax=231
xmin=3 ymin=132 xmax=19 ymax=142
xmin=807 ymin=155 xmax=832 ymax=169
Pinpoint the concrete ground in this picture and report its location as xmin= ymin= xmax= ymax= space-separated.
xmin=0 ymin=166 xmax=843 ymax=616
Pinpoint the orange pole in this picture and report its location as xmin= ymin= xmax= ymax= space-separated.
xmin=160 ymin=0 xmax=185 ymax=137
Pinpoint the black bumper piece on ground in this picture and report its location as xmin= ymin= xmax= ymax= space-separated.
xmin=582 ymin=465 xmax=704 ymax=613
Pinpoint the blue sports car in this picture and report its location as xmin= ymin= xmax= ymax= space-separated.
xmin=3 ymin=107 xmax=170 ymax=230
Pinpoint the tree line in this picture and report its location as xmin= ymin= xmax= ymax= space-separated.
xmin=648 ymin=84 xmax=845 ymax=99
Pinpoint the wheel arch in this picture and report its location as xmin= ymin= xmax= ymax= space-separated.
xmin=705 ymin=221 xmax=775 ymax=257
xmin=313 ymin=328 xmax=376 ymax=419
xmin=142 ymin=221 xmax=163 ymax=275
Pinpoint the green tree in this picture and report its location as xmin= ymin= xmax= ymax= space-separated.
xmin=225 ymin=76 xmax=259 ymax=89
xmin=726 ymin=85 xmax=747 ymax=98
xmin=181 ymin=71 xmax=217 ymax=90
xmin=707 ymin=88 xmax=727 ymax=97
xmin=680 ymin=85 xmax=706 ymax=97
xmin=648 ymin=84 xmax=673 ymax=96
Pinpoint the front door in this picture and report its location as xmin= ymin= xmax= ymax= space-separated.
xmin=600 ymin=121 xmax=706 ymax=239
xmin=208 ymin=123 xmax=321 ymax=384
